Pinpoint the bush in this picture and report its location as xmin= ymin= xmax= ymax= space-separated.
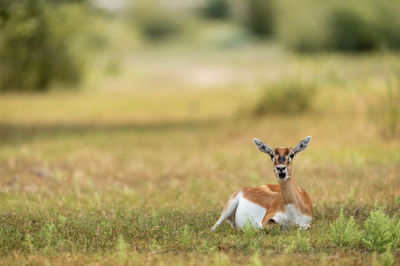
xmin=230 ymin=0 xmax=275 ymax=38
xmin=276 ymin=0 xmax=400 ymax=52
xmin=245 ymin=0 xmax=275 ymax=37
xmin=275 ymin=0 xmax=333 ymax=52
xmin=330 ymin=7 xmax=378 ymax=51
xmin=362 ymin=208 xmax=400 ymax=252
xmin=0 ymin=0 xmax=90 ymax=91
xmin=201 ymin=0 xmax=229 ymax=19
xmin=329 ymin=210 xmax=361 ymax=248
xmin=253 ymin=80 xmax=315 ymax=116
xmin=126 ymin=2 xmax=187 ymax=42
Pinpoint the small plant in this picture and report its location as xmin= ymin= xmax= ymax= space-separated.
xmin=149 ymin=238 xmax=161 ymax=253
xmin=372 ymin=247 xmax=395 ymax=266
xmin=242 ymin=220 xmax=258 ymax=240
xmin=41 ymin=222 xmax=57 ymax=252
xmin=181 ymin=225 xmax=191 ymax=247
xmin=284 ymin=231 xmax=313 ymax=253
xmin=329 ymin=210 xmax=361 ymax=248
xmin=23 ymin=233 xmax=34 ymax=252
xmin=241 ymin=220 xmax=260 ymax=251
xmin=116 ymin=235 xmax=128 ymax=265
xmin=248 ymin=251 xmax=263 ymax=266
xmin=197 ymin=239 xmax=216 ymax=253
xmin=253 ymin=80 xmax=315 ymax=116
xmin=346 ymin=189 xmax=355 ymax=205
xmin=362 ymin=207 xmax=400 ymax=252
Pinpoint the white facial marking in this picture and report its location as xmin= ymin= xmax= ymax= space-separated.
xmin=273 ymin=204 xmax=311 ymax=228
xmin=275 ymin=164 xmax=289 ymax=181
xmin=235 ymin=193 xmax=266 ymax=229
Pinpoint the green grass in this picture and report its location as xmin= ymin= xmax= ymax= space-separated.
xmin=329 ymin=210 xmax=362 ymax=248
xmin=0 ymin=47 xmax=400 ymax=265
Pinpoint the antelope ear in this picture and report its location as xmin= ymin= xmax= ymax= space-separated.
xmin=253 ymin=138 xmax=273 ymax=156
xmin=293 ymin=136 xmax=312 ymax=155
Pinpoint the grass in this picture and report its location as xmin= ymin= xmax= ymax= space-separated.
xmin=0 ymin=46 xmax=400 ymax=265
xmin=252 ymin=80 xmax=315 ymax=116
xmin=329 ymin=210 xmax=361 ymax=248
xmin=362 ymin=207 xmax=400 ymax=252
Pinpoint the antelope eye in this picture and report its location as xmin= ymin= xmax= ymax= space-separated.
xmin=269 ymin=154 xmax=276 ymax=162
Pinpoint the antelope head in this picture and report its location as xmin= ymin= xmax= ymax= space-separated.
xmin=253 ymin=136 xmax=311 ymax=183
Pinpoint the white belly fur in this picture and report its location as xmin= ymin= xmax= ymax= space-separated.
xmin=235 ymin=193 xmax=266 ymax=229
xmin=273 ymin=204 xmax=311 ymax=229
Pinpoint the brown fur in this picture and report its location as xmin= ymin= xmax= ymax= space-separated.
xmin=213 ymin=139 xmax=313 ymax=231
xmin=240 ymin=180 xmax=313 ymax=227
xmin=231 ymin=146 xmax=312 ymax=227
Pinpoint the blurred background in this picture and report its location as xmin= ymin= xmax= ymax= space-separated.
xmin=1 ymin=0 xmax=400 ymax=92
xmin=0 ymin=0 xmax=400 ymax=208
xmin=1 ymin=1 xmax=400 ymax=263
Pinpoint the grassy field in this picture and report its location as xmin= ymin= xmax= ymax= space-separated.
xmin=1 ymin=46 xmax=400 ymax=265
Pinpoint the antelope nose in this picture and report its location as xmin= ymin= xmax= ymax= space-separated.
xmin=277 ymin=165 xmax=286 ymax=171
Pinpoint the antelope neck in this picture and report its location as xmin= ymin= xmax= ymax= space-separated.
xmin=279 ymin=178 xmax=303 ymax=207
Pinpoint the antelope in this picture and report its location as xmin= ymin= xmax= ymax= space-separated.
xmin=211 ymin=136 xmax=313 ymax=231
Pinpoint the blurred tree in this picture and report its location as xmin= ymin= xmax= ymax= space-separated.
xmin=125 ymin=1 xmax=187 ymax=42
xmin=246 ymin=0 xmax=274 ymax=37
xmin=276 ymin=0 xmax=400 ymax=52
xmin=230 ymin=0 xmax=275 ymax=38
xmin=201 ymin=0 xmax=229 ymax=19
xmin=330 ymin=8 xmax=378 ymax=51
xmin=0 ymin=0 xmax=88 ymax=92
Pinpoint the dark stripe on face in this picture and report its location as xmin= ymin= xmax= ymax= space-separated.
xmin=278 ymin=156 xmax=285 ymax=163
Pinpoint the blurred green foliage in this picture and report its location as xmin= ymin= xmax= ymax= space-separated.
xmin=330 ymin=8 xmax=378 ymax=51
xmin=245 ymin=0 xmax=274 ymax=37
xmin=253 ymin=81 xmax=315 ymax=116
xmin=362 ymin=207 xmax=400 ymax=252
xmin=126 ymin=3 xmax=187 ymax=42
xmin=201 ymin=0 xmax=229 ymax=19
xmin=2 ymin=0 xmax=400 ymax=92
xmin=276 ymin=0 xmax=400 ymax=52
xmin=329 ymin=210 xmax=361 ymax=248
xmin=0 ymin=0 xmax=97 ymax=92
xmin=376 ymin=75 xmax=400 ymax=138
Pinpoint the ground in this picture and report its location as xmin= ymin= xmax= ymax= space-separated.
xmin=0 ymin=46 xmax=399 ymax=265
